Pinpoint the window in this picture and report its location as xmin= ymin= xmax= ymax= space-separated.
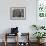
xmin=37 ymin=0 xmax=46 ymax=18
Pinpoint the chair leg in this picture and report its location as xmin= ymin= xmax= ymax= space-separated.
xmin=4 ymin=33 xmax=7 ymax=46
xmin=4 ymin=41 xmax=7 ymax=46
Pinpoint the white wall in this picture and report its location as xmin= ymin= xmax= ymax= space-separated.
xmin=0 ymin=0 xmax=37 ymax=42
xmin=0 ymin=0 xmax=37 ymax=34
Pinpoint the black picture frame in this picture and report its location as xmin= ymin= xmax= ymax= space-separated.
xmin=10 ymin=7 xmax=26 ymax=20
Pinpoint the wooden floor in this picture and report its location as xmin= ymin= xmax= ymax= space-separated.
xmin=0 ymin=42 xmax=46 ymax=46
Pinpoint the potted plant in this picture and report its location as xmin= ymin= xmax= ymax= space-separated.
xmin=32 ymin=25 xmax=39 ymax=30
xmin=32 ymin=24 xmax=45 ymax=30
xmin=40 ymin=26 xmax=45 ymax=29
xmin=33 ymin=32 xmax=46 ymax=43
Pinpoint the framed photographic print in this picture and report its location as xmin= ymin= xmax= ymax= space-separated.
xmin=10 ymin=7 xmax=26 ymax=20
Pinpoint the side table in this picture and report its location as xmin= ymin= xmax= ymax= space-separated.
xmin=4 ymin=33 xmax=18 ymax=46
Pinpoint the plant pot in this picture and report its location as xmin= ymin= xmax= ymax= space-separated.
xmin=37 ymin=39 xmax=40 ymax=43
xmin=37 ymin=39 xmax=45 ymax=44
xmin=40 ymin=38 xmax=45 ymax=43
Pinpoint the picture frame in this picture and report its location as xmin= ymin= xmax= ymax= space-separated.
xmin=10 ymin=7 xmax=26 ymax=20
